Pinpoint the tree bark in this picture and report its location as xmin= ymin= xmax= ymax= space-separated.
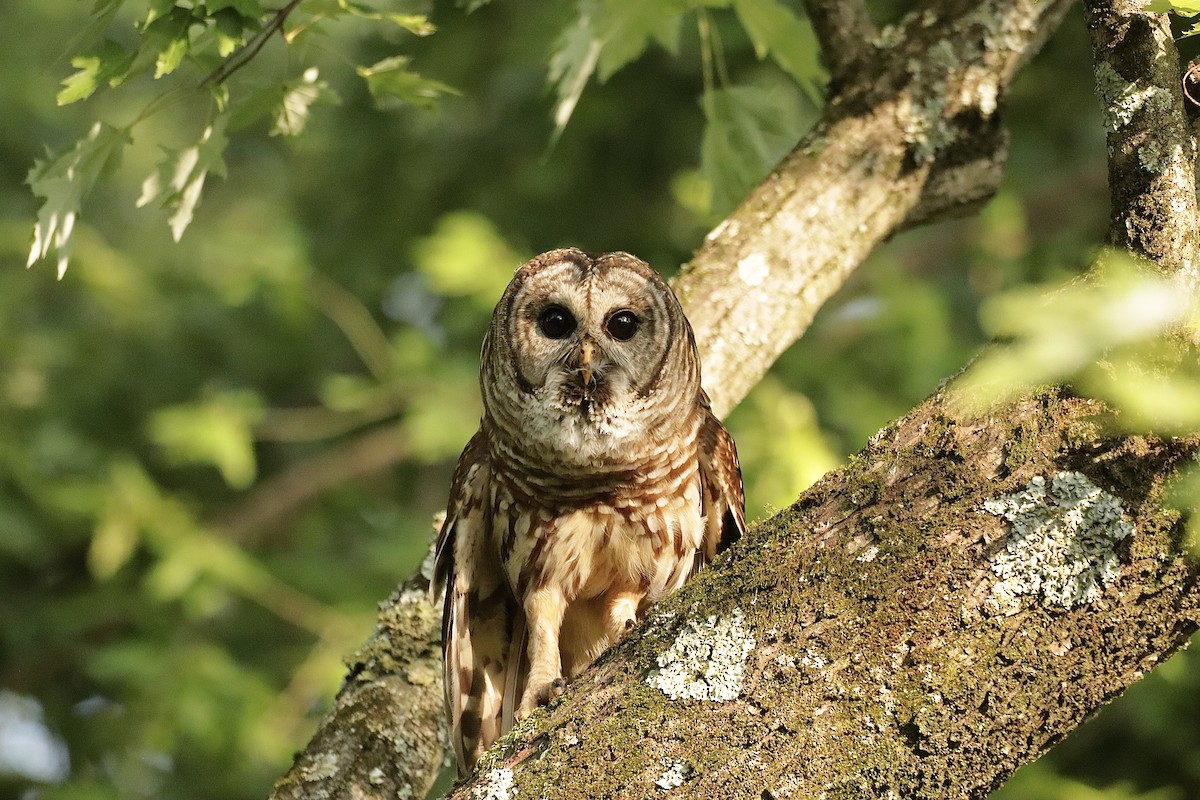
xmin=1084 ymin=0 xmax=1200 ymax=286
xmin=444 ymin=389 xmax=1200 ymax=799
xmin=267 ymin=1 xmax=1200 ymax=798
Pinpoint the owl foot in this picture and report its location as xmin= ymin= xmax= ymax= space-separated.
xmin=516 ymin=677 xmax=566 ymax=719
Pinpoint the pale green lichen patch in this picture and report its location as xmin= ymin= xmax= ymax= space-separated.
xmin=1094 ymin=62 xmax=1172 ymax=132
xmin=470 ymin=767 xmax=515 ymax=800
xmin=983 ymin=472 xmax=1134 ymax=613
xmin=654 ymin=760 xmax=694 ymax=790
xmin=646 ymin=608 xmax=756 ymax=701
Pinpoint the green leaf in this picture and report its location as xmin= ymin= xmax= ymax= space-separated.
xmin=209 ymin=8 xmax=256 ymax=55
xmin=337 ymin=0 xmax=435 ymax=34
xmin=356 ymin=56 xmax=457 ymax=108
xmin=952 ymin=253 xmax=1200 ymax=418
xmin=155 ymin=31 xmax=190 ymax=78
xmin=413 ymin=211 xmax=526 ymax=308
xmin=700 ymin=83 xmax=807 ymax=214
xmin=148 ymin=392 xmax=263 ymax=489
xmin=594 ymin=0 xmax=681 ymax=80
xmin=137 ymin=115 xmax=229 ymax=241
xmin=733 ymin=0 xmax=824 ymax=99
xmin=1144 ymin=0 xmax=1200 ymax=14
xmin=144 ymin=0 xmax=179 ymax=27
xmin=27 ymin=122 xmax=129 ymax=277
xmin=548 ymin=0 xmax=685 ymax=134
xmin=272 ymin=66 xmax=338 ymax=136
xmin=206 ymin=0 xmax=265 ymax=18
xmin=548 ymin=0 xmax=604 ymax=133
xmin=57 ymin=38 xmax=134 ymax=105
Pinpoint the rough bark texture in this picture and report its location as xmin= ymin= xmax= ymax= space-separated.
xmin=446 ymin=390 xmax=1200 ymax=799
xmin=1084 ymin=0 xmax=1200 ymax=287
xmin=266 ymin=1 xmax=1200 ymax=798
xmin=270 ymin=575 xmax=446 ymax=800
xmin=799 ymin=0 xmax=877 ymax=87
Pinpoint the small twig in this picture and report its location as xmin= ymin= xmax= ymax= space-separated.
xmin=199 ymin=0 xmax=304 ymax=89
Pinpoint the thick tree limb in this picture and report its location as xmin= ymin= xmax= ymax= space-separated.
xmin=266 ymin=2 xmax=1106 ymax=798
xmin=1084 ymin=0 xmax=1200 ymax=286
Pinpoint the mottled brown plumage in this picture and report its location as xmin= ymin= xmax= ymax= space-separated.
xmin=430 ymin=249 xmax=744 ymax=775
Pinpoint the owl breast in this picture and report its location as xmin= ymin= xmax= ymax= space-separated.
xmin=491 ymin=436 xmax=706 ymax=679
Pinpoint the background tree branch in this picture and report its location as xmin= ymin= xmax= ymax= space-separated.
xmin=268 ymin=1 xmax=1200 ymax=798
xmin=677 ymin=0 xmax=1073 ymax=418
xmin=1084 ymin=0 xmax=1200 ymax=285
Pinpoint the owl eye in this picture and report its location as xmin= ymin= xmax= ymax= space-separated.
xmin=537 ymin=305 xmax=576 ymax=339
xmin=606 ymin=310 xmax=640 ymax=341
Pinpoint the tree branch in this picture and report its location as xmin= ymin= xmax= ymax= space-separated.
xmin=800 ymin=0 xmax=877 ymax=86
xmin=677 ymin=0 xmax=1074 ymax=418
xmin=1083 ymin=0 xmax=1200 ymax=286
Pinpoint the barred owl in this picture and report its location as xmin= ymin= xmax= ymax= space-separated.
xmin=431 ymin=248 xmax=744 ymax=775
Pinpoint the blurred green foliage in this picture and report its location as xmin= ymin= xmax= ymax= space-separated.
xmin=3 ymin=1 xmax=1199 ymax=798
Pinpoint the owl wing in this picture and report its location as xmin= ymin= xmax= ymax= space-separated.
xmin=431 ymin=430 xmax=523 ymax=776
xmin=696 ymin=402 xmax=746 ymax=565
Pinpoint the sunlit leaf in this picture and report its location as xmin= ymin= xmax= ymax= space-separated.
xmin=700 ymin=83 xmax=807 ymax=215
xmin=27 ymin=122 xmax=129 ymax=277
xmin=413 ymin=211 xmax=526 ymax=308
xmin=319 ymin=373 xmax=384 ymax=412
xmin=137 ymin=115 xmax=229 ymax=241
xmin=57 ymin=38 xmax=134 ymax=104
xmin=1144 ymin=0 xmax=1200 ymax=14
xmin=155 ymin=30 xmax=190 ymax=78
xmin=144 ymin=0 xmax=179 ymax=27
xmin=90 ymin=509 xmax=140 ymax=579
xmin=272 ymin=66 xmax=338 ymax=136
xmin=594 ymin=0 xmax=680 ymax=80
xmin=548 ymin=0 xmax=684 ymax=134
xmin=405 ymin=364 xmax=482 ymax=461
xmin=147 ymin=391 xmax=263 ymax=489
xmin=356 ymin=56 xmax=457 ymax=108
xmin=337 ymin=0 xmax=435 ymax=34
xmin=952 ymin=253 xmax=1199 ymax=421
xmin=210 ymin=6 xmax=255 ymax=53
xmin=727 ymin=377 xmax=841 ymax=518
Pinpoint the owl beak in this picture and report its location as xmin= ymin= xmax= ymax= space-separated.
xmin=578 ymin=340 xmax=596 ymax=390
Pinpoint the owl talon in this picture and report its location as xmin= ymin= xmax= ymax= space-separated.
xmin=516 ymin=677 xmax=566 ymax=719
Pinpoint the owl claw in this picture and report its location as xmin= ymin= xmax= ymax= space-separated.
xmin=516 ymin=678 xmax=566 ymax=719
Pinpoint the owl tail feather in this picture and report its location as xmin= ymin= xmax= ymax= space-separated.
xmin=446 ymin=583 xmax=526 ymax=776
xmin=500 ymin=611 xmax=528 ymax=734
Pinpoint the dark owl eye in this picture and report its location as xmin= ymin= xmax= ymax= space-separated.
xmin=537 ymin=305 xmax=576 ymax=339
xmin=606 ymin=310 xmax=640 ymax=341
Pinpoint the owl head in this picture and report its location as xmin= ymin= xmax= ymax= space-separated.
xmin=480 ymin=248 xmax=703 ymax=466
